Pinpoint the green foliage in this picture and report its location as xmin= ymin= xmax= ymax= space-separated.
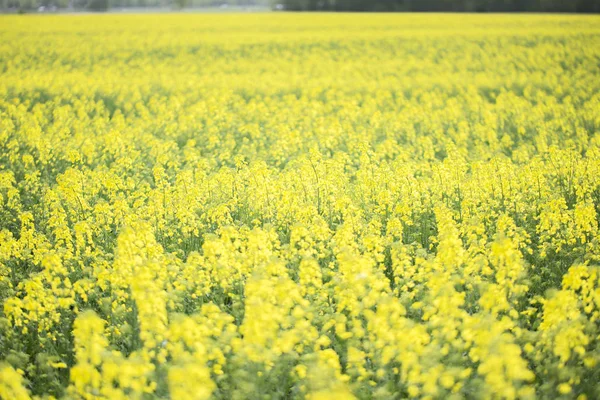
xmin=277 ymin=0 xmax=600 ymax=12
xmin=87 ymin=0 xmax=110 ymax=10
xmin=173 ymin=0 xmax=189 ymax=8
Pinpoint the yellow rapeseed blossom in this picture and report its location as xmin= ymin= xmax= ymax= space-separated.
xmin=0 ymin=363 xmax=31 ymax=400
xmin=0 ymin=12 xmax=599 ymax=400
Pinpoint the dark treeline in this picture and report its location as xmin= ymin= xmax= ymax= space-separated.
xmin=4 ymin=0 xmax=599 ymax=13
xmin=279 ymin=0 xmax=600 ymax=12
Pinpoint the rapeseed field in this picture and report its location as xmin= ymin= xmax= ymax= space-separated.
xmin=1 ymin=13 xmax=600 ymax=399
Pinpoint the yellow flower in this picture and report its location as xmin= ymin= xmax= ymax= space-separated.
xmin=557 ymin=383 xmax=572 ymax=395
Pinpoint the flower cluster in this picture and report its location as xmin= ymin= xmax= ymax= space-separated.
xmin=1 ymin=12 xmax=600 ymax=400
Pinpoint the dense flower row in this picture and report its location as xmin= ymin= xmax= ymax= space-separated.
xmin=1 ymin=13 xmax=600 ymax=399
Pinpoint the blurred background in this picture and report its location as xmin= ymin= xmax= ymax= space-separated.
xmin=3 ymin=0 xmax=600 ymax=13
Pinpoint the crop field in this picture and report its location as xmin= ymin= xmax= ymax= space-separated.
xmin=1 ymin=13 xmax=600 ymax=400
